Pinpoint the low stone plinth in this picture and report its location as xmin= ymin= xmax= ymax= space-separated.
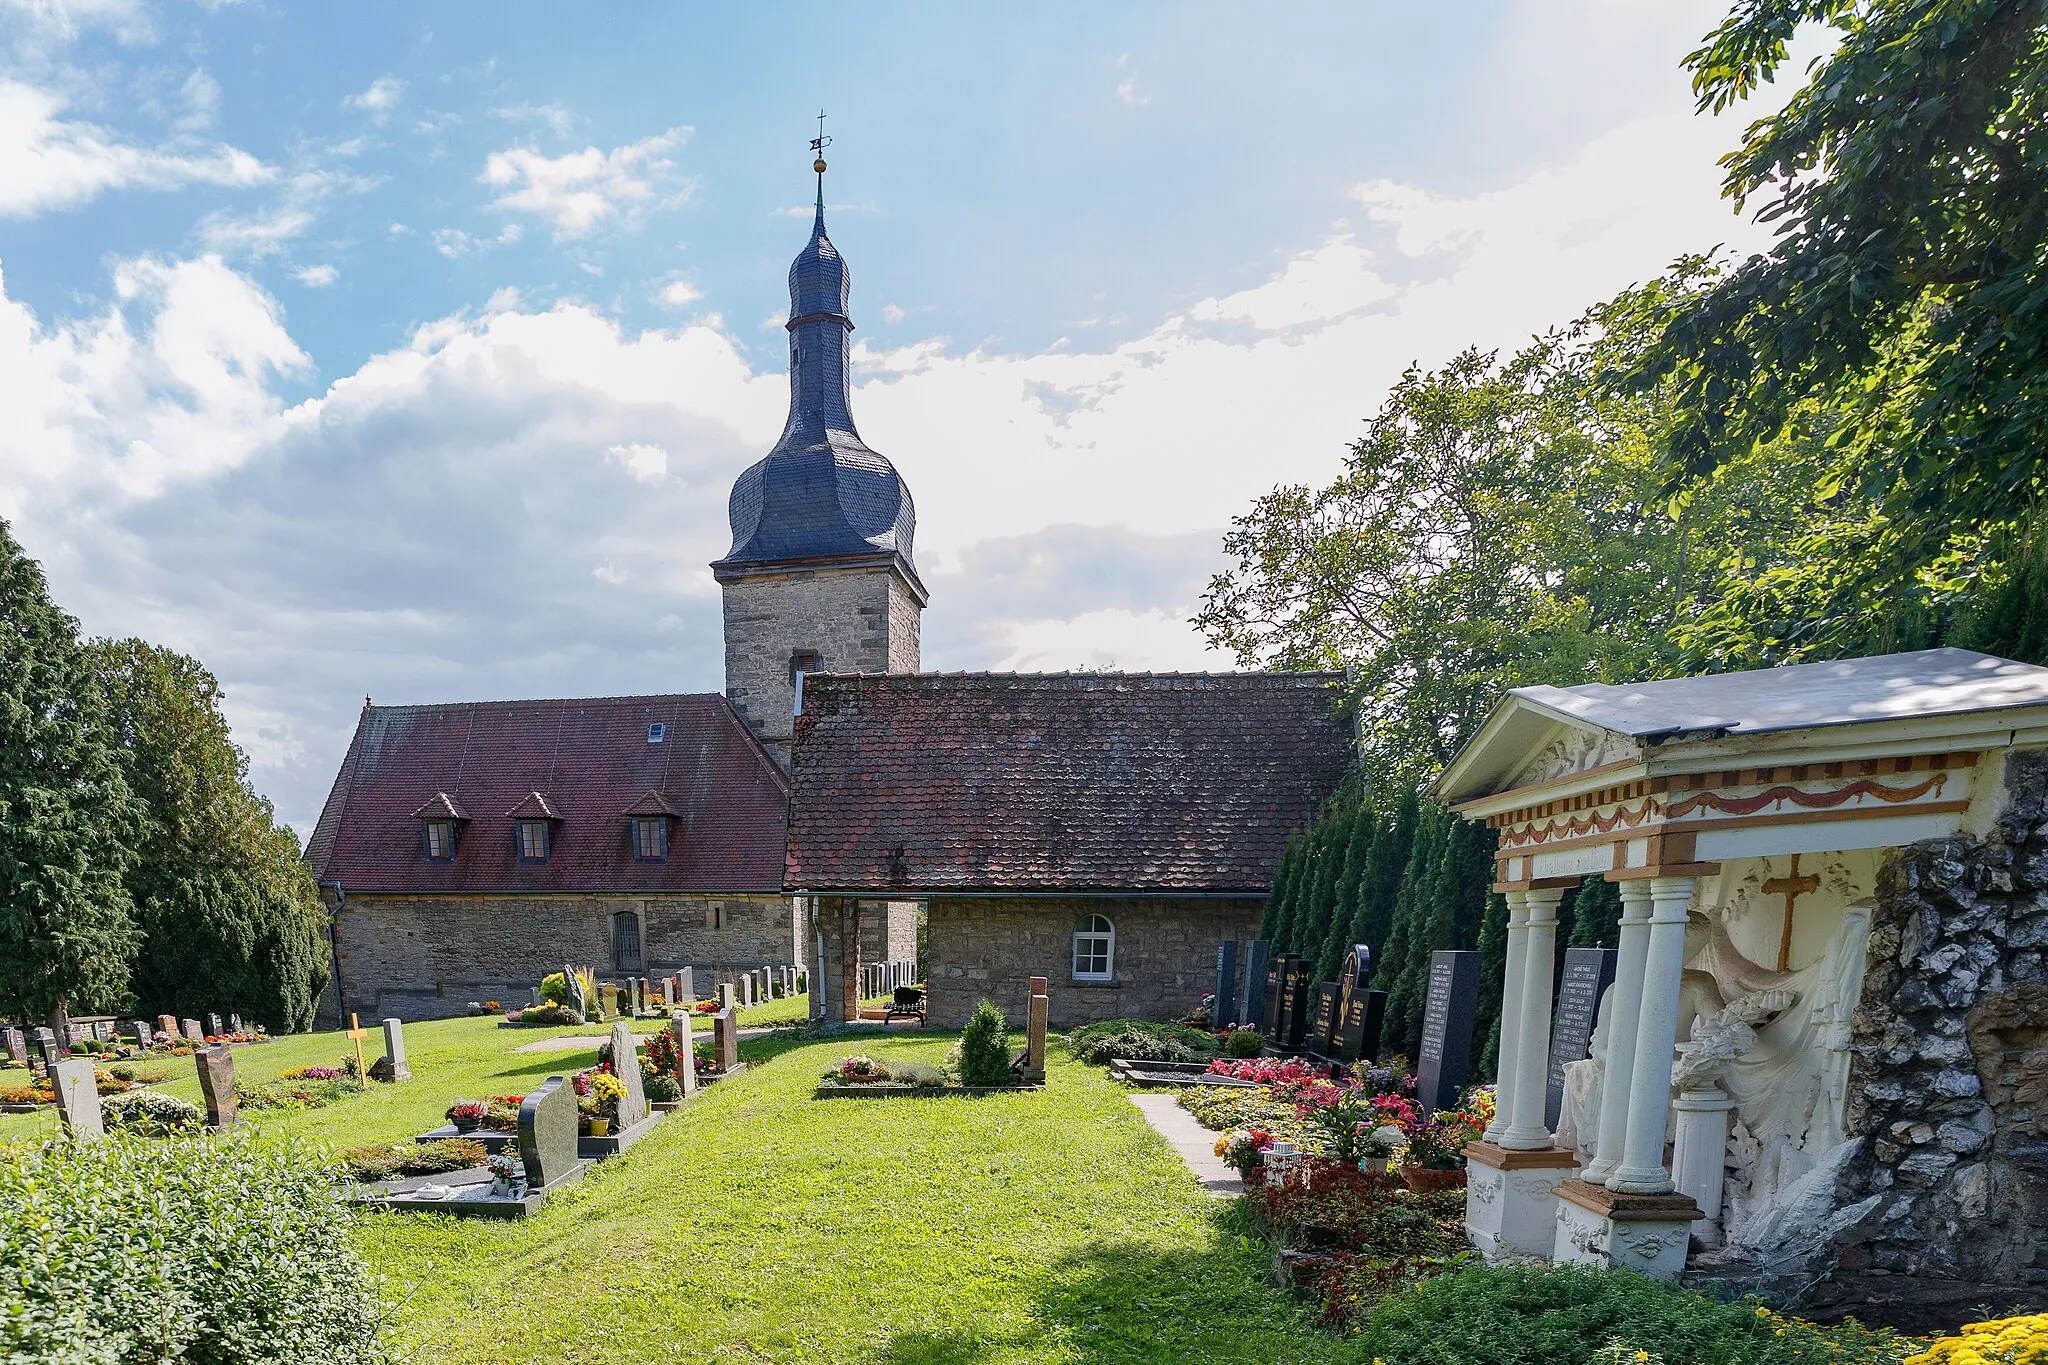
xmin=1464 ymin=1141 xmax=1576 ymax=1264
xmin=1106 ymin=1059 xmax=1260 ymax=1088
xmin=415 ymin=1125 xmax=515 ymax=1153
xmin=576 ymin=1109 xmax=663 ymax=1159
xmin=813 ymin=1081 xmax=1044 ymax=1098
xmin=1551 ymin=1177 xmax=1703 ymax=1280
xmin=350 ymin=1161 xmax=590 ymax=1220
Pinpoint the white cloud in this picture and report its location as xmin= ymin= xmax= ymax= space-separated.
xmin=606 ymin=441 xmax=667 ymax=483
xmin=431 ymin=222 xmax=522 ymax=258
xmin=199 ymin=206 xmax=313 ymax=256
xmin=177 ymin=69 xmax=219 ymax=132
xmin=345 ymin=76 xmax=405 ymax=120
xmin=294 ymin=263 xmax=337 ymax=287
xmin=0 ymin=78 xmax=271 ymax=217
xmin=0 ymin=0 xmax=152 ymax=44
xmin=491 ymin=102 xmax=574 ymax=137
xmin=1114 ymin=53 xmax=1151 ymax=107
xmin=657 ymin=277 xmax=700 ymax=308
xmin=881 ymin=303 xmax=904 ymax=323
xmin=482 ymin=126 xmax=691 ymax=238
xmin=771 ymin=200 xmax=875 ymax=219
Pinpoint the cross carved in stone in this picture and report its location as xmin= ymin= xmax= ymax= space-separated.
xmin=1762 ymin=854 xmax=1821 ymax=973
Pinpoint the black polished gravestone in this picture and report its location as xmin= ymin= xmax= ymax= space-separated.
xmin=1414 ymin=950 xmax=1482 ymax=1115
xmin=1544 ymin=947 xmax=1618 ymax=1130
xmin=1238 ymin=940 xmax=1270 ymax=1036
xmin=1339 ymin=987 xmax=1387 ymax=1063
xmin=1260 ymin=953 xmax=1289 ymax=1038
xmin=1212 ymin=940 xmax=1240 ymax=1030
xmin=1309 ymin=983 xmax=1340 ymax=1057
xmin=1277 ymin=958 xmax=1315 ymax=1052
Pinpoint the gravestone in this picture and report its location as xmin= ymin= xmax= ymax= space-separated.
xmin=561 ymin=964 xmax=586 ymax=1018
xmin=228 ymin=1013 xmax=242 ymax=1033
xmin=607 ymin=1021 xmax=647 ymax=1129
xmin=740 ymin=974 xmax=754 ymax=1008
xmin=678 ymin=967 xmax=695 ymax=1002
xmin=669 ymin=1010 xmax=697 ymax=1097
xmin=379 ymin=1018 xmax=411 ymax=1082
xmin=195 ymin=1046 xmax=237 ymax=1129
xmin=528 ymin=986 xmax=542 ymax=1008
xmin=516 ymin=1076 xmax=578 ymax=1190
xmin=1415 ymin=950 xmax=1482 ymax=1115
xmin=51 ymin=1058 xmax=103 ymax=1140
xmin=206 ymin=1013 xmax=223 ymax=1038
xmin=661 ymin=977 xmax=676 ymax=1008
xmin=713 ymin=1007 xmax=739 ymax=1073
xmin=3 ymin=1027 xmax=23 ymax=1066
xmin=91 ymin=1020 xmax=113 ymax=1042
xmin=1238 ymin=939 xmax=1270 ymax=1035
xmin=1339 ymin=987 xmax=1387 ymax=1063
xmin=1311 ymin=982 xmax=1341 ymax=1056
xmin=1544 ymin=947 xmax=1619 ymax=1130
xmin=130 ymin=1020 xmax=153 ymax=1048
xmin=31 ymin=1029 xmax=59 ymax=1076
xmin=719 ymin=981 xmax=737 ymax=1011
xmin=1278 ymin=958 xmax=1315 ymax=1052
xmin=1260 ymin=953 xmax=1289 ymax=1037
xmin=156 ymin=1013 xmax=177 ymax=1039
xmin=1024 ymin=975 xmax=1049 ymax=1083
xmin=181 ymin=1019 xmax=203 ymax=1043
xmin=63 ymin=1022 xmax=87 ymax=1046
xmin=1332 ymin=944 xmax=1378 ymax=1062
xmin=1213 ymin=940 xmax=1240 ymax=1030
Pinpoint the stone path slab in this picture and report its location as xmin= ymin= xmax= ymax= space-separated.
xmin=1127 ymin=1093 xmax=1242 ymax=1198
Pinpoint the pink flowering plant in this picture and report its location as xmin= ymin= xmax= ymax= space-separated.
xmin=1204 ymin=1057 xmax=1324 ymax=1087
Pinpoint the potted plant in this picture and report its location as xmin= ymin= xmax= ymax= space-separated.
xmin=1400 ymin=1112 xmax=1473 ymax=1191
xmin=447 ymin=1100 xmax=487 ymax=1133
xmin=586 ymin=1071 xmax=625 ymax=1135
xmin=1216 ymin=1127 xmax=1275 ymax=1181
xmin=486 ymin=1151 xmax=522 ymax=1197
xmin=838 ymin=1054 xmax=889 ymax=1084
xmin=1360 ymin=1125 xmax=1402 ymax=1175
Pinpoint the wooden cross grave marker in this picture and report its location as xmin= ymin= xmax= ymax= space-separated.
xmin=1762 ymin=853 xmax=1821 ymax=973
xmin=345 ymin=1013 xmax=369 ymax=1080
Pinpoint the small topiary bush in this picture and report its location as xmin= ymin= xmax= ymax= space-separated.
xmin=957 ymin=999 xmax=1013 ymax=1086
xmin=1225 ymin=1028 xmax=1266 ymax=1058
xmin=539 ymin=971 xmax=570 ymax=1004
xmin=1354 ymin=1265 xmax=1918 ymax=1365
xmin=645 ymin=1072 xmax=682 ymax=1103
xmin=0 ymin=1130 xmax=397 ymax=1363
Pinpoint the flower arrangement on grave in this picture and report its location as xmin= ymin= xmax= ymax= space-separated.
xmin=693 ymin=1039 xmax=717 ymax=1071
xmin=100 ymin=1089 xmax=203 ymax=1134
xmin=483 ymin=1095 xmax=524 ymax=1131
xmin=482 ymin=1001 xmax=501 ymax=1014
xmin=447 ymin=1100 xmax=487 ymax=1132
xmin=588 ymin=1071 xmax=626 ymax=1120
xmin=486 ymin=1150 xmax=523 ymax=1194
xmin=693 ymin=998 xmax=719 ymax=1014
xmin=1182 ymin=993 xmax=1213 ymax=1028
xmin=342 ymin=1138 xmax=487 ymax=1183
xmin=279 ymin=1065 xmax=347 ymax=1081
xmin=1300 ymin=1086 xmax=1386 ymax=1163
xmin=1204 ymin=1057 xmax=1324 ymax=1087
xmin=642 ymin=1029 xmax=685 ymax=1077
xmin=0 ymin=1082 xmax=52 ymax=1106
xmin=838 ymin=1055 xmax=891 ymax=1083
xmin=645 ymin=1072 xmax=681 ymax=1103
xmin=1223 ymin=1028 xmax=1265 ymax=1058
xmin=92 ymin=1068 xmax=131 ymax=1096
xmin=1216 ymin=1127 xmax=1276 ymax=1177
xmin=1401 ymin=1111 xmax=1478 ymax=1172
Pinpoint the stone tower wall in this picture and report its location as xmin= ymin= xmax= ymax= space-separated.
xmin=1837 ymin=748 xmax=2048 ymax=1291
xmin=720 ymin=565 xmax=921 ymax=765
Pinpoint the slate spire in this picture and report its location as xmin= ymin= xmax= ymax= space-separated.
xmin=714 ymin=126 xmax=919 ymax=586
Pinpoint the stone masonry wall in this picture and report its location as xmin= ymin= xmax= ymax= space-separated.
xmin=1841 ymin=748 xmax=2048 ymax=1287
xmin=721 ymin=564 xmax=920 ymax=765
xmin=331 ymin=891 xmax=800 ymax=1022
xmin=925 ymin=896 xmax=1262 ymax=1030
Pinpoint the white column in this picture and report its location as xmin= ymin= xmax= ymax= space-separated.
xmin=1671 ymin=1085 xmax=1735 ymax=1246
xmin=1582 ymin=879 xmax=1652 ymax=1183
xmin=1482 ymin=891 xmax=1530 ymax=1143
xmin=1499 ymin=885 xmax=1566 ymax=1150
xmin=1607 ymin=875 xmax=1697 ymax=1196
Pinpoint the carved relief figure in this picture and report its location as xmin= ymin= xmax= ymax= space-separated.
xmin=1511 ymin=726 xmax=1639 ymax=788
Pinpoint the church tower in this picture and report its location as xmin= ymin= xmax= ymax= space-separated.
xmin=713 ymin=141 xmax=926 ymax=768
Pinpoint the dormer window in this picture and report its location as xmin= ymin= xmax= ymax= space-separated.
xmin=504 ymin=791 xmax=562 ymax=866
xmin=410 ymin=792 xmax=469 ymax=863
xmin=621 ymin=789 xmax=680 ymax=864
xmin=517 ymin=820 xmax=551 ymax=863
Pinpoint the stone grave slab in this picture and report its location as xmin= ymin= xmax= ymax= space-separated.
xmin=519 ymin=1075 xmax=586 ymax=1191
xmin=608 ymin=1022 xmax=647 ymax=1129
xmin=671 ymin=1010 xmax=697 ymax=1098
xmin=1024 ymin=975 xmax=1049 ymax=1083
xmin=368 ymin=1075 xmax=590 ymax=1218
xmin=195 ymin=1046 xmax=237 ymax=1129
xmin=1309 ymin=982 xmax=1341 ymax=1057
xmin=130 ymin=1020 xmax=153 ymax=1048
xmin=181 ymin=1019 xmax=203 ymax=1043
xmin=378 ymin=1018 xmax=411 ymax=1082
xmin=1416 ymin=950 xmax=1482 ymax=1115
xmin=228 ymin=1013 xmax=243 ymax=1033
xmin=52 ymin=1058 xmax=103 ymax=1140
xmin=1212 ymin=940 xmax=1240 ymax=1030
xmin=206 ymin=1013 xmax=223 ymax=1038
xmin=2 ymin=1027 xmax=23 ymax=1066
xmin=155 ymin=1013 xmax=177 ymax=1040
xmin=1545 ymin=947 xmax=1618 ymax=1130
xmin=31 ymin=1029 xmax=59 ymax=1076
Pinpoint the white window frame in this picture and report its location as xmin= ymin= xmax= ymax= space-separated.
xmin=1072 ymin=914 xmax=1114 ymax=982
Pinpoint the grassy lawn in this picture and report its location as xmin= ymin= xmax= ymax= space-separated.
xmin=10 ymin=1015 xmax=1351 ymax=1363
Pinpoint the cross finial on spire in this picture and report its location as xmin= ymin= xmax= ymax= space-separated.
xmin=809 ymin=109 xmax=832 ymax=216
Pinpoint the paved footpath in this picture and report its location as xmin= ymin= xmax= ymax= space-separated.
xmin=1127 ymin=1092 xmax=1242 ymax=1198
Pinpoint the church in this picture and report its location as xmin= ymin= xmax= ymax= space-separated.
xmin=307 ymin=150 xmax=1350 ymax=1028
xmin=306 ymin=159 xmax=922 ymax=1023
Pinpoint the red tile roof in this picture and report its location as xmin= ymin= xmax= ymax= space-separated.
xmin=307 ymin=694 xmax=788 ymax=894
xmin=785 ymin=672 xmax=1353 ymax=894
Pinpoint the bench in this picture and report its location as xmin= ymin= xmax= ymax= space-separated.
xmin=884 ymin=986 xmax=926 ymax=1025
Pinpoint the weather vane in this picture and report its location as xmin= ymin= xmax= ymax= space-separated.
xmin=810 ymin=108 xmax=832 ymax=175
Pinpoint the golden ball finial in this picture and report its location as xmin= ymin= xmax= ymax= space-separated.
xmin=813 ymin=158 xmax=828 ymax=174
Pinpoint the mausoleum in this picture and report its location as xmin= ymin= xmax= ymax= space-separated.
xmin=1434 ymin=647 xmax=2048 ymax=1301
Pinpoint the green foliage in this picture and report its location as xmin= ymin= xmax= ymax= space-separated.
xmin=94 ymin=638 xmax=330 ymax=1034
xmin=100 ymin=1089 xmax=203 ymax=1134
xmin=1066 ymin=1018 xmax=1219 ymax=1066
xmin=342 ymin=1137 xmax=487 ymax=1182
xmin=539 ymin=971 xmax=569 ymax=1004
xmin=0 ymin=520 xmax=143 ymax=1023
xmin=956 ymin=998 xmax=1013 ymax=1085
xmin=1225 ymin=1029 xmax=1266 ymax=1059
xmin=0 ymin=1130 xmax=395 ymax=1363
xmin=1354 ymin=1264 xmax=1918 ymax=1365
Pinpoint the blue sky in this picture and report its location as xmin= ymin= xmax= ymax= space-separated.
xmin=0 ymin=0 xmax=1785 ymax=833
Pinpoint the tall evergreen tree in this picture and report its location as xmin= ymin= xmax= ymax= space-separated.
xmin=0 ymin=521 xmax=141 ymax=1026
xmin=1349 ymin=788 xmax=1417 ymax=955
xmin=93 ymin=640 xmax=330 ymax=1033
xmin=1378 ymin=803 xmax=1447 ymax=1058
xmin=1315 ymin=804 xmax=1376 ymax=981
xmin=1568 ymin=875 xmax=1622 ymax=950
xmin=1298 ymin=818 xmax=1344 ymax=963
xmin=1259 ymin=835 xmax=1303 ymax=943
xmin=1473 ymin=890 xmax=1509 ymax=1083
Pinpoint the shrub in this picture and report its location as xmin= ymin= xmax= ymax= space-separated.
xmin=509 ymin=1002 xmax=582 ymax=1028
xmin=957 ymin=999 xmax=1013 ymax=1086
xmin=341 ymin=1137 xmax=486 ymax=1182
xmin=100 ymin=1090 xmax=203 ymax=1134
xmin=1354 ymin=1265 xmax=1918 ymax=1364
xmin=896 ymin=1062 xmax=946 ymax=1088
xmin=539 ymin=971 xmax=569 ymax=1004
xmin=1225 ymin=1028 xmax=1265 ymax=1058
xmin=1069 ymin=1018 xmax=1219 ymax=1066
xmin=645 ymin=1072 xmax=681 ymax=1103
xmin=0 ymin=1130 xmax=395 ymax=1363
xmin=1910 ymin=1312 xmax=2048 ymax=1365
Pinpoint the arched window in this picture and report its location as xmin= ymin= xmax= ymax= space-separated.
xmin=613 ymin=911 xmax=643 ymax=974
xmin=1072 ymin=914 xmax=1114 ymax=982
